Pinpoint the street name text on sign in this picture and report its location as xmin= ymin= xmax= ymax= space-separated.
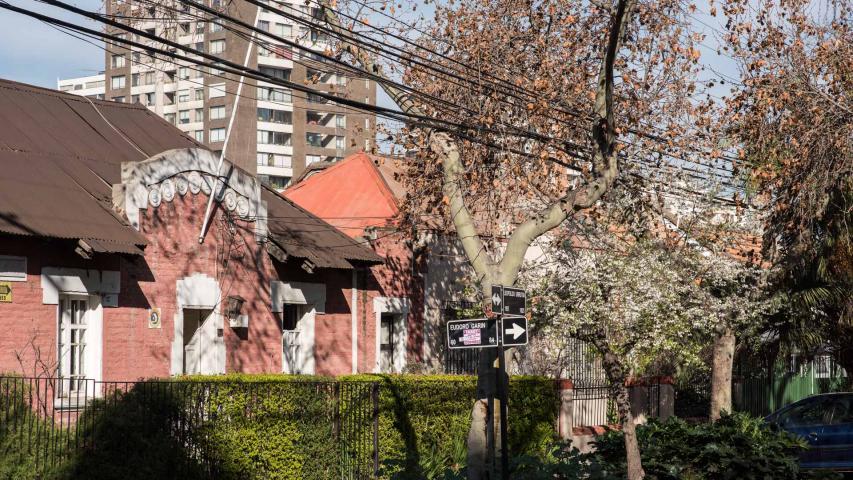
xmin=447 ymin=318 xmax=499 ymax=349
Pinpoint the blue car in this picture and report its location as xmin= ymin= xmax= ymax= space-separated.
xmin=766 ymin=393 xmax=853 ymax=471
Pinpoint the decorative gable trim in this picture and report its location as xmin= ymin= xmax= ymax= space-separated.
xmin=115 ymin=148 xmax=267 ymax=240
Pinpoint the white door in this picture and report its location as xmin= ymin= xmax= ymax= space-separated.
xmin=58 ymin=295 xmax=93 ymax=397
xmin=183 ymin=309 xmax=221 ymax=375
xmin=282 ymin=304 xmax=304 ymax=374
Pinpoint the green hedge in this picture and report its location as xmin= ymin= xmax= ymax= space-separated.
xmin=340 ymin=374 xmax=558 ymax=479
xmin=61 ymin=375 xmax=345 ymax=480
xmin=0 ymin=378 xmax=51 ymax=480
xmin=0 ymin=374 xmax=557 ymax=480
xmin=576 ymin=413 xmax=841 ymax=480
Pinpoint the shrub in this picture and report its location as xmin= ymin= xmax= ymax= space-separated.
xmin=343 ymin=374 xmax=558 ymax=479
xmin=0 ymin=378 xmax=57 ymax=480
xmin=1 ymin=374 xmax=558 ymax=480
xmin=59 ymin=375 xmax=344 ymax=480
xmin=585 ymin=413 xmax=835 ymax=479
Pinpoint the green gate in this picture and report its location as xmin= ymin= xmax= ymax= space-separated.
xmin=734 ymin=358 xmax=848 ymax=416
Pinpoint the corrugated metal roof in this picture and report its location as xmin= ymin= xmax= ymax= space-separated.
xmin=0 ymin=79 xmax=208 ymax=252
xmin=264 ymin=186 xmax=383 ymax=268
xmin=0 ymin=78 xmax=380 ymax=266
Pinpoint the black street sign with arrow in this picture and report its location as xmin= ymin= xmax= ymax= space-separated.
xmin=459 ymin=284 xmax=529 ymax=480
xmin=501 ymin=316 xmax=528 ymax=347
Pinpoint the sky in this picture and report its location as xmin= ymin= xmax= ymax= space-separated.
xmin=0 ymin=0 xmax=738 ymax=101
xmin=0 ymin=0 xmax=105 ymax=88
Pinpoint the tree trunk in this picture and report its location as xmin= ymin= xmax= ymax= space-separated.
xmin=710 ymin=326 xmax=735 ymax=421
xmin=615 ymin=384 xmax=644 ymax=480
xmin=832 ymin=337 xmax=853 ymax=389
xmin=598 ymin=347 xmax=644 ymax=480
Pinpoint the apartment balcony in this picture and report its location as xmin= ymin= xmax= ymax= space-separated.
xmin=257 ymin=54 xmax=294 ymax=69
xmin=177 ymin=121 xmax=203 ymax=132
xmin=305 ymin=132 xmax=338 ymax=149
xmin=257 ymin=121 xmax=293 ymax=133
xmin=305 ymin=110 xmax=338 ymax=129
xmin=255 ymin=144 xmax=293 ymax=156
xmin=257 ymin=165 xmax=294 ymax=178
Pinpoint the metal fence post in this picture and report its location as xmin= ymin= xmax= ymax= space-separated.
xmin=372 ymin=382 xmax=379 ymax=478
xmin=333 ymin=382 xmax=341 ymax=440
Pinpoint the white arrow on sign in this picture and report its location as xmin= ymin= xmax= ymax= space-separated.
xmin=492 ymin=293 xmax=502 ymax=306
xmin=505 ymin=322 xmax=525 ymax=340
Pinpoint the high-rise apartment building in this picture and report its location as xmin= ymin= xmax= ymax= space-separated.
xmin=60 ymin=0 xmax=376 ymax=189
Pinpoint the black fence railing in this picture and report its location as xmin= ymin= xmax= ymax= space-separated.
xmin=572 ymin=384 xmax=616 ymax=427
xmin=0 ymin=376 xmax=379 ymax=479
xmin=572 ymin=379 xmax=666 ymax=428
xmin=445 ymin=348 xmax=481 ymax=375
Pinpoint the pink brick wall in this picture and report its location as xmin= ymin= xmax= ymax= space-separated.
xmin=355 ymin=230 xmax=426 ymax=373
xmin=0 ymin=192 xmax=382 ymax=379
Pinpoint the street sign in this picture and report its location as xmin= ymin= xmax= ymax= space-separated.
xmin=501 ymin=286 xmax=526 ymax=316
xmin=492 ymin=285 xmax=526 ymax=316
xmin=501 ymin=316 xmax=528 ymax=346
xmin=447 ymin=318 xmax=498 ymax=349
xmin=0 ymin=282 xmax=11 ymax=303
xmin=491 ymin=285 xmax=503 ymax=313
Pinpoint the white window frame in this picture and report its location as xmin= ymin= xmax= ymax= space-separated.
xmin=110 ymin=75 xmax=126 ymax=89
xmin=55 ymin=294 xmax=103 ymax=406
xmin=209 ymin=39 xmax=226 ymax=54
xmin=210 ymin=127 xmax=226 ymax=142
xmin=111 ymin=54 xmax=126 ymax=68
xmin=210 ymin=105 xmax=226 ymax=120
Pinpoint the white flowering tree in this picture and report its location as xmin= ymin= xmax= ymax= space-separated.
xmin=697 ymin=255 xmax=777 ymax=420
xmin=530 ymin=241 xmax=708 ymax=473
xmin=529 ymin=238 xmax=777 ymax=469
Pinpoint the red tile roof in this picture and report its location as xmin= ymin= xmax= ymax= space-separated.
xmin=284 ymin=153 xmax=401 ymax=238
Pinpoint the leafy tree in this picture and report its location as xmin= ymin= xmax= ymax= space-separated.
xmin=529 ymin=240 xmax=704 ymax=411
xmin=527 ymin=236 xmax=776 ymax=421
xmin=317 ymin=0 xmax=716 ymax=475
xmin=722 ymin=0 xmax=853 ymax=377
xmin=697 ymin=254 xmax=777 ymax=420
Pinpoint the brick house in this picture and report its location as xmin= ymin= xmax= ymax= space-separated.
xmin=0 ymin=79 xmax=387 ymax=391
xmin=285 ymin=153 xmax=425 ymax=373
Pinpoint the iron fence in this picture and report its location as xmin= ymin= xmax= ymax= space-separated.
xmin=0 ymin=376 xmax=378 ymax=479
xmin=442 ymin=303 xmax=483 ymax=375
xmin=444 ymin=348 xmax=481 ymax=375
xmin=572 ymin=379 xmax=665 ymax=428
xmin=572 ymin=384 xmax=616 ymax=427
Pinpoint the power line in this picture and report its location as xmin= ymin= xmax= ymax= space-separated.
xmin=132 ymin=0 xmax=742 ymax=178
xmin=323 ymin=0 xmax=747 ymax=170
xmin=22 ymin=0 xmax=584 ymax=164
xmin=17 ymin=0 xmax=744 ymax=191
xmin=33 ymin=4 xmax=586 ymax=171
xmin=237 ymin=0 xmax=743 ymax=179
xmin=169 ymin=0 xmax=592 ymax=157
